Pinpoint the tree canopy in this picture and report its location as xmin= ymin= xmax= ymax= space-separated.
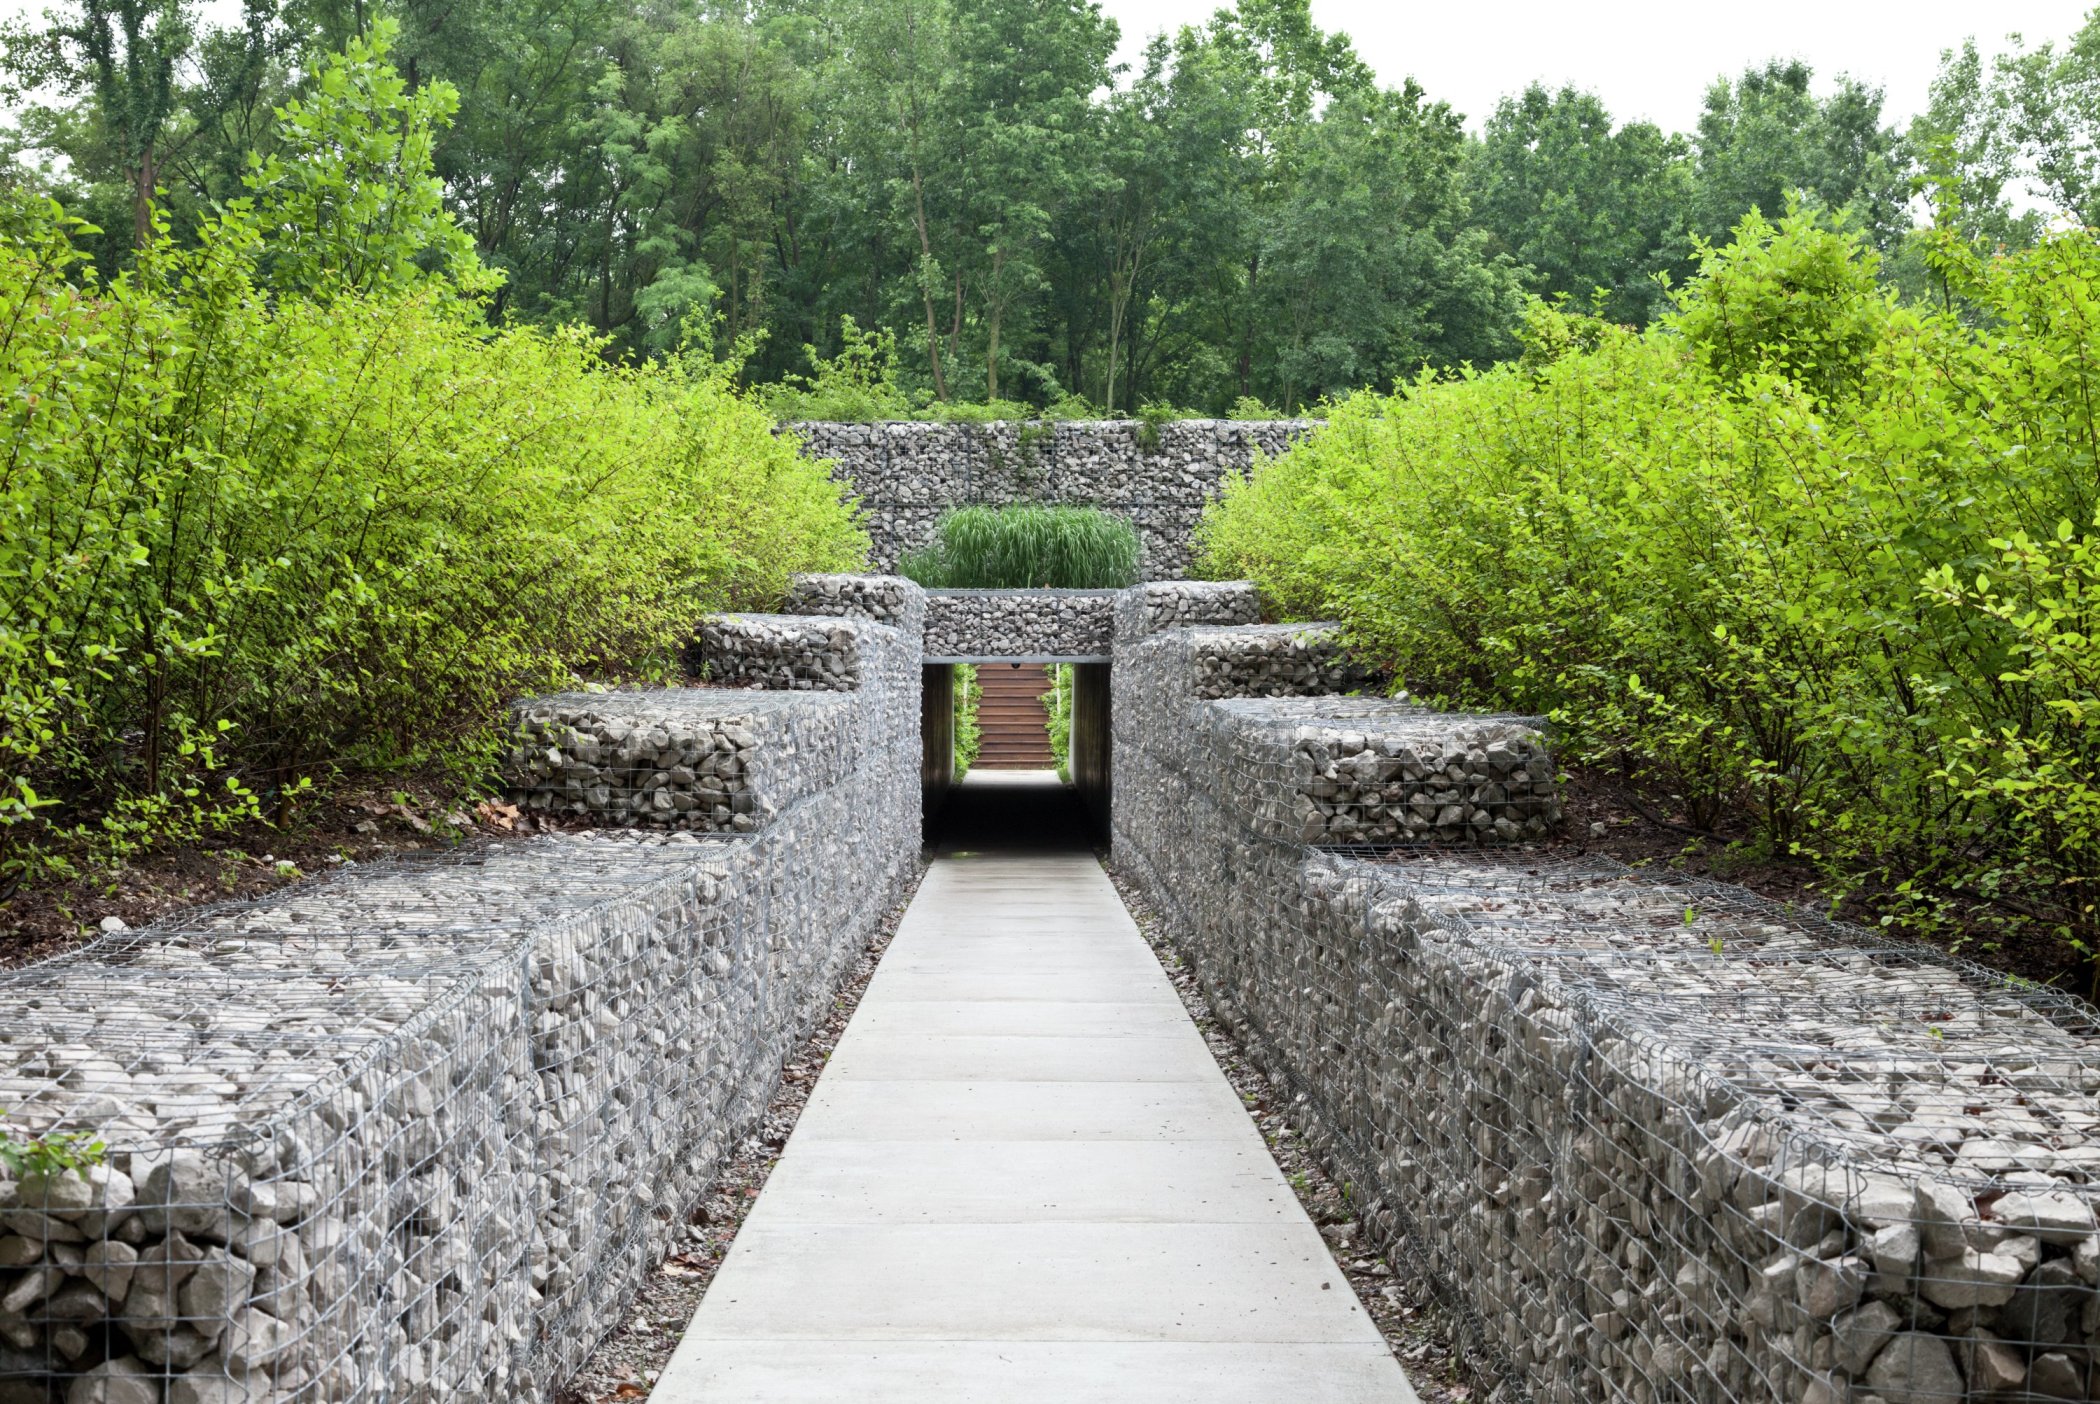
xmin=6 ymin=0 xmax=2096 ymax=412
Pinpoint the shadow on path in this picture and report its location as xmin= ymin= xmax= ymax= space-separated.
xmin=930 ymin=770 xmax=1095 ymax=854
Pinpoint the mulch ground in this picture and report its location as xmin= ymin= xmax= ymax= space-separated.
xmin=0 ymin=781 xmax=506 ymax=967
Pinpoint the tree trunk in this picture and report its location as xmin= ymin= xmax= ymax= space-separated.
xmin=132 ymin=142 xmax=156 ymax=248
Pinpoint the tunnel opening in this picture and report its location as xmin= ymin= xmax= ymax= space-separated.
xmin=921 ymin=660 xmax=1110 ymax=851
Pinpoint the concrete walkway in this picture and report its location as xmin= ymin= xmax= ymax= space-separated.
xmin=655 ymin=774 xmax=1417 ymax=1402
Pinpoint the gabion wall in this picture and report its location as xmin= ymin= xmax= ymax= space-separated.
xmin=922 ymin=590 xmax=1116 ymax=661
xmin=0 ymin=584 xmax=924 ymax=1403
xmin=787 ymin=420 xmax=1315 ymax=579
xmin=1110 ymin=581 xmax=2100 ymax=1404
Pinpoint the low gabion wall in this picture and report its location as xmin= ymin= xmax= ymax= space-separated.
xmin=1110 ymin=582 xmax=2100 ymax=1404
xmin=788 ymin=420 xmax=1315 ymax=579
xmin=0 ymin=585 xmax=923 ymax=1403
xmin=922 ymin=590 xmax=1115 ymax=661
xmin=782 ymin=573 xmax=925 ymax=636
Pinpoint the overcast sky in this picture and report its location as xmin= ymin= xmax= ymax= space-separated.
xmin=2 ymin=0 xmax=2090 ymax=136
xmin=1099 ymin=0 xmax=2093 ymax=133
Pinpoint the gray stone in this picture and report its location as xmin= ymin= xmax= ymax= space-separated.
xmin=1863 ymin=1332 xmax=1965 ymax=1404
xmin=1920 ymin=1247 xmax=2026 ymax=1308
xmin=64 ymin=1358 xmax=156 ymax=1404
xmin=1832 ymin=1299 xmax=1902 ymax=1374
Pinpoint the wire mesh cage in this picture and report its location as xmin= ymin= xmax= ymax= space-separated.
xmin=1107 ymin=582 xmax=2100 ymax=1404
xmin=0 ymin=585 xmax=926 ymax=1403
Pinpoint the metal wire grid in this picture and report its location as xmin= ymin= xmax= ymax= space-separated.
xmin=0 ymin=606 xmax=925 ymax=1401
xmin=1112 ymin=614 xmax=2100 ymax=1404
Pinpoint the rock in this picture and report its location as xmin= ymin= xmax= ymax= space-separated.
xmin=221 ymin=1306 xmax=293 ymax=1369
xmin=1911 ymin=1181 xmax=1973 ymax=1257
xmin=178 ymin=1247 xmax=256 ymax=1321
xmin=2002 ymin=1258 xmax=2084 ymax=1346
xmin=171 ymin=1364 xmax=263 ymax=1404
xmin=1832 ymin=1299 xmax=1902 ymax=1374
xmin=141 ymin=1152 xmax=233 ymax=1240
xmin=0 ymin=1236 xmax=37 ymax=1268
xmin=1993 ymin=1189 xmax=2098 ymax=1244
xmin=65 ymin=1358 xmax=156 ymax=1404
xmin=0 ymin=1263 xmax=60 ymax=1315
xmin=98 ymin=915 xmax=128 ymax=932
xmin=1919 ymin=1247 xmax=2025 ymax=1308
xmin=2030 ymin=1351 xmax=2085 ymax=1399
xmin=1965 ymin=1331 xmax=2026 ymax=1393
xmin=1863 ymin=1331 xmax=1966 ymax=1404
xmin=82 ymin=1238 xmax=139 ymax=1303
xmin=1868 ymin=1222 xmax=1920 ymax=1275
xmin=129 ymin=1322 xmax=217 ymax=1368
xmin=1797 ymin=1254 xmax=1869 ymax=1317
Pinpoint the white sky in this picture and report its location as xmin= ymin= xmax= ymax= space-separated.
xmin=1099 ymin=0 xmax=2095 ymax=133
xmin=3 ymin=0 xmax=2090 ymax=136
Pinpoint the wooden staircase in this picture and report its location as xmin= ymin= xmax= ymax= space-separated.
xmin=973 ymin=663 xmax=1057 ymax=769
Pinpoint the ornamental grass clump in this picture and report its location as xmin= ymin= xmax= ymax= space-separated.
xmin=1199 ymin=206 xmax=2100 ymax=982
xmin=899 ymin=505 xmax=1141 ymax=589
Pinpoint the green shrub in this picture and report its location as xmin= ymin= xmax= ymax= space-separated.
xmin=1199 ymin=209 xmax=2100 ymax=975
xmin=0 ymin=33 xmax=864 ymax=882
xmin=898 ymin=506 xmax=1141 ymax=590
xmin=1041 ymin=664 xmax=1073 ymax=782
xmin=760 ymin=316 xmax=917 ymax=422
xmin=954 ymin=665 xmax=982 ymax=776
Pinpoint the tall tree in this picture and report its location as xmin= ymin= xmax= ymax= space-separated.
xmin=1466 ymin=84 xmax=1692 ymax=324
xmin=1691 ymin=59 xmax=1909 ymax=249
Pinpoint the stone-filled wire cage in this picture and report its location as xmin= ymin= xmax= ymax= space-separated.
xmin=0 ymin=836 xmax=781 ymax=1402
xmin=1108 ymin=580 xmax=2100 ymax=1404
xmin=1293 ymin=853 xmax=2100 ymax=1404
xmin=0 ymin=580 xmax=928 ymax=1404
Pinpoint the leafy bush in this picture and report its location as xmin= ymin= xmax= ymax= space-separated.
xmin=954 ymin=665 xmax=982 ymax=777
xmin=0 ymin=31 xmax=864 ymax=882
xmin=1041 ymin=664 xmax=1073 ymax=782
xmin=898 ymin=506 xmax=1141 ymax=590
xmin=760 ymin=316 xmax=917 ymax=422
xmin=1199 ymin=209 xmax=2100 ymax=977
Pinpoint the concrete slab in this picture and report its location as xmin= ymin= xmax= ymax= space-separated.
xmin=744 ymin=1138 xmax=1299 ymax=1226
xmin=824 ymin=1032 xmax=1220 ymax=1082
xmin=790 ymin=1077 xmax=1258 ymax=1143
xmin=652 ymin=850 xmax=1418 ymax=1402
xmin=843 ymin=999 xmax=1192 ymax=1038
xmin=654 ymin=1341 xmax=1407 ymax=1403
xmin=683 ymin=1221 xmax=1379 ymax=1342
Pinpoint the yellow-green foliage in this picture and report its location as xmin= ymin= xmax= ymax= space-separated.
xmin=1201 ymin=210 xmax=2100 ymax=965
xmin=0 ymin=39 xmax=864 ymax=877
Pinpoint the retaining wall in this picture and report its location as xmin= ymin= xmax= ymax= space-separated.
xmin=788 ymin=420 xmax=1314 ymax=579
xmin=1109 ymin=582 xmax=2100 ymax=1404
xmin=0 ymin=583 xmax=924 ymax=1403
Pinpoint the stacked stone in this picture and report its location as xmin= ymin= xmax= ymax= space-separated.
xmin=1108 ymin=570 xmax=2100 ymax=1404
xmin=0 ymin=578 xmax=925 ymax=1403
xmin=1110 ymin=579 xmax=1261 ymax=641
xmin=921 ymin=590 xmax=1116 ymax=660
xmin=782 ymin=574 xmax=925 ymax=638
xmin=691 ymin=614 xmax=876 ymax=692
xmin=506 ymin=690 xmax=856 ymax=832
xmin=785 ymin=421 xmax=1317 ymax=580
xmin=1210 ymin=700 xmax=1562 ymax=845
